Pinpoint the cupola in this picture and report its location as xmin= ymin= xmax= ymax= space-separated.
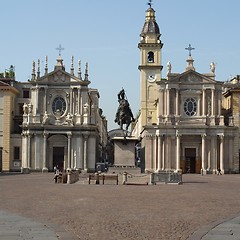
xmin=141 ymin=7 xmax=160 ymax=37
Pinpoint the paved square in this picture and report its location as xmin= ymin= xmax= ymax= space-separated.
xmin=1 ymin=173 xmax=240 ymax=240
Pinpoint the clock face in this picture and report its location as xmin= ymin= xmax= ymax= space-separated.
xmin=147 ymin=72 xmax=156 ymax=82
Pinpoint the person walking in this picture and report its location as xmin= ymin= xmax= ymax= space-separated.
xmin=217 ymin=168 xmax=222 ymax=175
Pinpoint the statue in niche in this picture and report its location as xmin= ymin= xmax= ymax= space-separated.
xmin=23 ymin=103 xmax=28 ymax=115
xmin=115 ymin=88 xmax=135 ymax=131
xmin=42 ymin=111 xmax=49 ymax=125
xmin=83 ymin=103 xmax=89 ymax=114
xmin=65 ymin=112 xmax=73 ymax=126
xmin=28 ymin=103 xmax=32 ymax=114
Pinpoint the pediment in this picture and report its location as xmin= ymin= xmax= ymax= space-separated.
xmin=170 ymin=70 xmax=216 ymax=84
xmin=32 ymin=69 xmax=89 ymax=86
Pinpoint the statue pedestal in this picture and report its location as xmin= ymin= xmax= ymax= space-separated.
xmin=113 ymin=136 xmax=138 ymax=167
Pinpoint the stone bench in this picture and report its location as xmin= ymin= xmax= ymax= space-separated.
xmin=150 ymin=172 xmax=182 ymax=185
xmin=88 ymin=173 xmax=118 ymax=185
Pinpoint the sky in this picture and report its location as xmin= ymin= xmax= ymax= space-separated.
xmin=1 ymin=0 xmax=240 ymax=130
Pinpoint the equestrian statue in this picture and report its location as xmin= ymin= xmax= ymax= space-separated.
xmin=115 ymin=88 xmax=135 ymax=132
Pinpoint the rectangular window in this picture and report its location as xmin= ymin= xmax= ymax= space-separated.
xmin=23 ymin=90 xmax=30 ymax=98
xmin=19 ymin=103 xmax=24 ymax=115
xmin=14 ymin=146 xmax=20 ymax=160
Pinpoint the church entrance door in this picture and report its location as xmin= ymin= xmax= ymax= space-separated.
xmin=185 ymin=148 xmax=196 ymax=173
xmin=53 ymin=147 xmax=64 ymax=171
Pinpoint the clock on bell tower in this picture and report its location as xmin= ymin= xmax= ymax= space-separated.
xmin=138 ymin=3 xmax=163 ymax=127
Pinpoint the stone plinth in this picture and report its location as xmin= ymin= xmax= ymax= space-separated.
xmin=113 ymin=137 xmax=138 ymax=167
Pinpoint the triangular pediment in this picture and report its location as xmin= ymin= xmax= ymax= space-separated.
xmin=170 ymin=70 xmax=216 ymax=84
xmin=31 ymin=69 xmax=90 ymax=86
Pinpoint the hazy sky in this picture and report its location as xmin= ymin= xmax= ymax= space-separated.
xmin=1 ymin=0 xmax=240 ymax=130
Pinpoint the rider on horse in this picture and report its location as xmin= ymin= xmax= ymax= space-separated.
xmin=115 ymin=89 xmax=135 ymax=130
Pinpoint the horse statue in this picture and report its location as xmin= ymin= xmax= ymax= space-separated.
xmin=115 ymin=89 xmax=135 ymax=132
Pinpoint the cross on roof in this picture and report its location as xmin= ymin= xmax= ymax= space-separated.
xmin=148 ymin=0 xmax=153 ymax=8
xmin=56 ymin=44 xmax=64 ymax=56
xmin=185 ymin=44 xmax=195 ymax=57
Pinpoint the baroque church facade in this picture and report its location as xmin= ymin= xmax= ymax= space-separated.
xmin=132 ymin=5 xmax=240 ymax=174
xmin=0 ymin=55 xmax=108 ymax=172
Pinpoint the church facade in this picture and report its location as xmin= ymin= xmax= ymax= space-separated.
xmin=0 ymin=56 xmax=108 ymax=172
xmin=132 ymin=5 xmax=240 ymax=174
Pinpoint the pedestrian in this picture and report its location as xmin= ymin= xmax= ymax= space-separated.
xmin=200 ymin=168 xmax=203 ymax=176
xmin=53 ymin=165 xmax=57 ymax=174
xmin=217 ymin=168 xmax=222 ymax=175
xmin=53 ymin=168 xmax=60 ymax=183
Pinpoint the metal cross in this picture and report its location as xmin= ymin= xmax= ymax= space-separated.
xmin=56 ymin=44 xmax=64 ymax=56
xmin=185 ymin=44 xmax=195 ymax=57
xmin=148 ymin=0 xmax=152 ymax=8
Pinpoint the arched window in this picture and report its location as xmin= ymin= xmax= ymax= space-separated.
xmin=147 ymin=51 xmax=154 ymax=63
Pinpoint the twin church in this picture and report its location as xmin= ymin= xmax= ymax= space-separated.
xmin=0 ymin=3 xmax=240 ymax=174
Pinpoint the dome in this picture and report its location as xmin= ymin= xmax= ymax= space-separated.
xmin=141 ymin=20 xmax=160 ymax=35
xmin=141 ymin=7 xmax=160 ymax=35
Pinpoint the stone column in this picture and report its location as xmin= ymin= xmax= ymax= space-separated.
xmin=78 ymin=88 xmax=81 ymax=114
xmin=201 ymin=134 xmax=206 ymax=172
xmin=69 ymin=88 xmax=72 ymax=113
xmin=21 ymin=132 xmax=28 ymax=172
xmin=79 ymin=135 xmax=84 ymax=169
xmin=157 ymin=135 xmax=162 ymax=171
xmin=162 ymin=136 xmax=165 ymax=170
xmin=219 ymin=134 xmax=224 ymax=173
xmin=83 ymin=135 xmax=88 ymax=171
xmin=27 ymin=134 xmax=31 ymax=169
xmin=44 ymin=87 xmax=47 ymax=112
xmin=67 ymin=133 xmax=72 ymax=170
xmin=36 ymin=86 xmax=39 ymax=114
xmin=42 ymin=132 xmax=48 ymax=172
xmin=228 ymin=137 xmax=233 ymax=172
xmin=166 ymin=89 xmax=170 ymax=116
xmin=164 ymin=89 xmax=167 ymax=116
xmin=35 ymin=134 xmax=40 ymax=169
xmin=166 ymin=136 xmax=172 ymax=169
xmin=175 ymin=89 xmax=179 ymax=115
xmin=211 ymin=89 xmax=215 ymax=116
xmin=211 ymin=136 xmax=217 ymax=173
xmin=176 ymin=131 xmax=181 ymax=172
xmin=153 ymin=136 xmax=157 ymax=170
xmin=202 ymin=89 xmax=206 ymax=116
xmin=218 ymin=91 xmax=221 ymax=116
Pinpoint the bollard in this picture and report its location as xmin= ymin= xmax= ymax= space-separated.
xmin=95 ymin=172 xmax=100 ymax=184
xmin=150 ymin=173 xmax=155 ymax=185
xmin=123 ymin=172 xmax=127 ymax=185
xmin=67 ymin=171 xmax=72 ymax=184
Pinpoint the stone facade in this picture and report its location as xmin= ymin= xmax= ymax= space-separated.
xmin=0 ymin=57 xmax=108 ymax=172
xmin=132 ymin=6 xmax=239 ymax=174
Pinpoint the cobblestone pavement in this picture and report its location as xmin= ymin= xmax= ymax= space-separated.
xmin=0 ymin=173 xmax=240 ymax=240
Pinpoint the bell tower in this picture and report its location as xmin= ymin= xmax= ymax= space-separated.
xmin=138 ymin=2 xmax=163 ymax=127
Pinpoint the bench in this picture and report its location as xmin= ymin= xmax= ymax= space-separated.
xmin=150 ymin=172 xmax=182 ymax=185
xmin=88 ymin=174 xmax=118 ymax=185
